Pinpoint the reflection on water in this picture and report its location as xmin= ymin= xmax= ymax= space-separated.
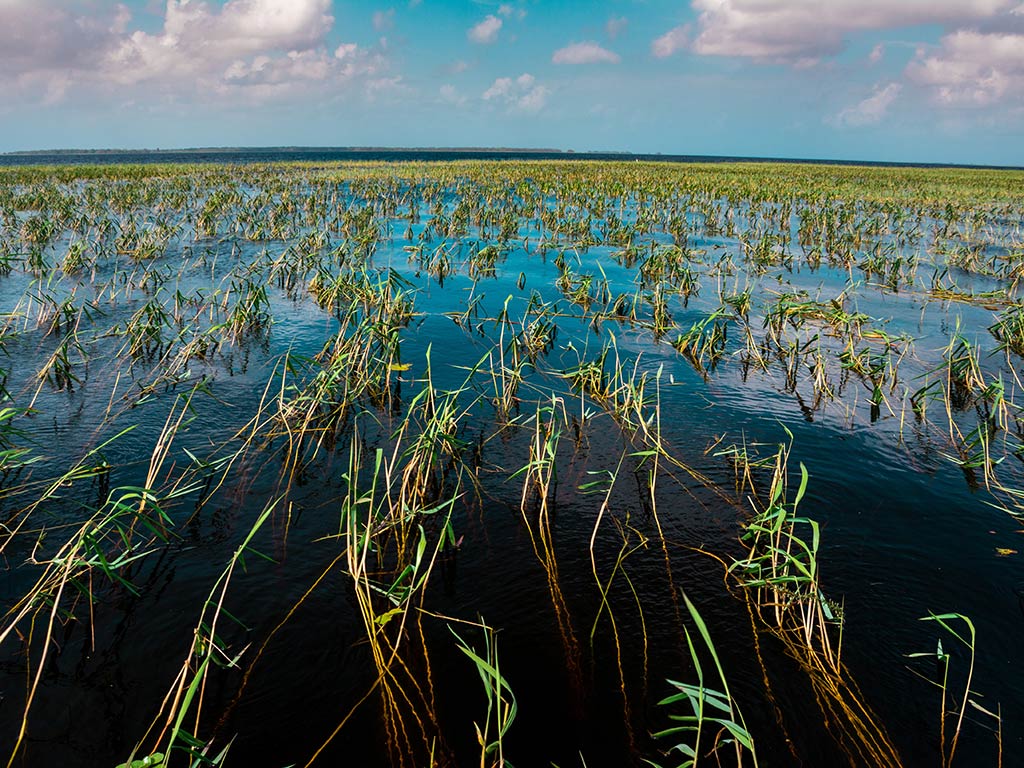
xmin=0 ymin=160 xmax=1021 ymax=767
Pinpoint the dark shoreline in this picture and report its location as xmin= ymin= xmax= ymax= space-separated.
xmin=2 ymin=146 xmax=1021 ymax=171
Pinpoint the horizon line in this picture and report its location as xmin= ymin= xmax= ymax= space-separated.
xmin=2 ymin=145 xmax=1022 ymax=172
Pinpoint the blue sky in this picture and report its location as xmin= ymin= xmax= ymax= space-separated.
xmin=1 ymin=0 xmax=1023 ymax=165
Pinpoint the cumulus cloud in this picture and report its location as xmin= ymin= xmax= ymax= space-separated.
xmin=833 ymin=82 xmax=902 ymax=126
xmin=0 ymin=1 xmax=126 ymax=76
xmin=439 ymin=83 xmax=467 ymax=107
xmin=482 ymin=76 xmax=515 ymax=101
xmin=516 ymin=85 xmax=549 ymax=112
xmin=907 ymin=30 xmax=1024 ymax=106
xmin=688 ymin=0 xmax=1016 ymax=62
xmin=552 ymin=41 xmax=620 ymax=65
xmin=106 ymin=0 xmax=335 ymax=83
xmin=606 ymin=16 xmax=628 ymax=40
xmin=482 ymin=73 xmax=548 ymax=113
xmin=651 ymin=26 xmax=689 ymax=58
xmin=468 ymin=15 xmax=502 ymax=44
xmin=498 ymin=4 xmax=527 ymax=21
xmin=869 ymin=44 xmax=885 ymax=64
xmin=224 ymin=49 xmax=332 ymax=85
xmin=0 ymin=0 xmax=388 ymax=105
xmin=149 ymin=0 xmax=332 ymax=58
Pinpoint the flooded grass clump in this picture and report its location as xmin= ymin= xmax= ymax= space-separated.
xmin=0 ymin=159 xmax=1022 ymax=767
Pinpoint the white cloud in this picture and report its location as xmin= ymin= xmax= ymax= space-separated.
xmin=552 ymin=41 xmax=620 ymax=65
xmin=0 ymin=0 xmax=389 ymax=105
xmin=498 ymin=4 xmax=527 ymax=21
xmin=0 ymin=1 xmax=127 ymax=75
xmin=334 ymin=43 xmax=358 ymax=60
xmin=833 ymin=82 xmax=902 ymax=126
xmin=108 ymin=0 xmax=335 ymax=81
xmin=224 ymin=50 xmax=334 ymax=84
xmin=869 ymin=44 xmax=885 ymax=64
xmin=160 ymin=0 xmax=334 ymax=58
xmin=689 ymin=0 xmax=1016 ymax=61
xmin=482 ymin=73 xmax=548 ymax=113
xmin=103 ymin=0 xmax=353 ymax=93
xmin=468 ymin=15 xmax=502 ymax=44
xmin=651 ymin=25 xmax=689 ymax=58
xmin=365 ymin=76 xmax=403 ymax=99
xmin=372 ymin=8 xmax=394 ymax=32
xmin=439 ymin=83 xmax=467 ymax=107
xmin=516 ymin=84 xmax=549 ymax=112
xmin=606 ymin=16 xmax=628 ymax=40
xmin=907 ymin=30 xmax=1024 ymax=106
xmin=483 ymin=77 xmax=513 ymax=101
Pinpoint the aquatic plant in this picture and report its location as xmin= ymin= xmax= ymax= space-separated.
xmin=0 ymin=157 xmax=1020 ymax=768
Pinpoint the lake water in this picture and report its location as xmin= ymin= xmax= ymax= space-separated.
xmin=0 ymin=159 xmax=1021 ymax=767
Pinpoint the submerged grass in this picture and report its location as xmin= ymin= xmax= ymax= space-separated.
xmin=723 ymin=433 xmax=902 ymax=767
xmin=0 ymin=158 xmax=1020 ymax=766
xmin=648 ymin=592 xmax=758 ymax=768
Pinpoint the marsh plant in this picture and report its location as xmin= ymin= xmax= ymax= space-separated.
xmin=0 ymin=158 xmax=1019 ymax=767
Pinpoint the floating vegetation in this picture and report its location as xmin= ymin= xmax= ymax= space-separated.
xmin=0 ymin=159 xmax=1021 ymax=766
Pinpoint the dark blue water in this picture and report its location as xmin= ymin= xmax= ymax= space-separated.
xmin=3 ymin=146 xmax=1021 ymax=171
xmin=0 ymin=164 xmax=1021 ymax=768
